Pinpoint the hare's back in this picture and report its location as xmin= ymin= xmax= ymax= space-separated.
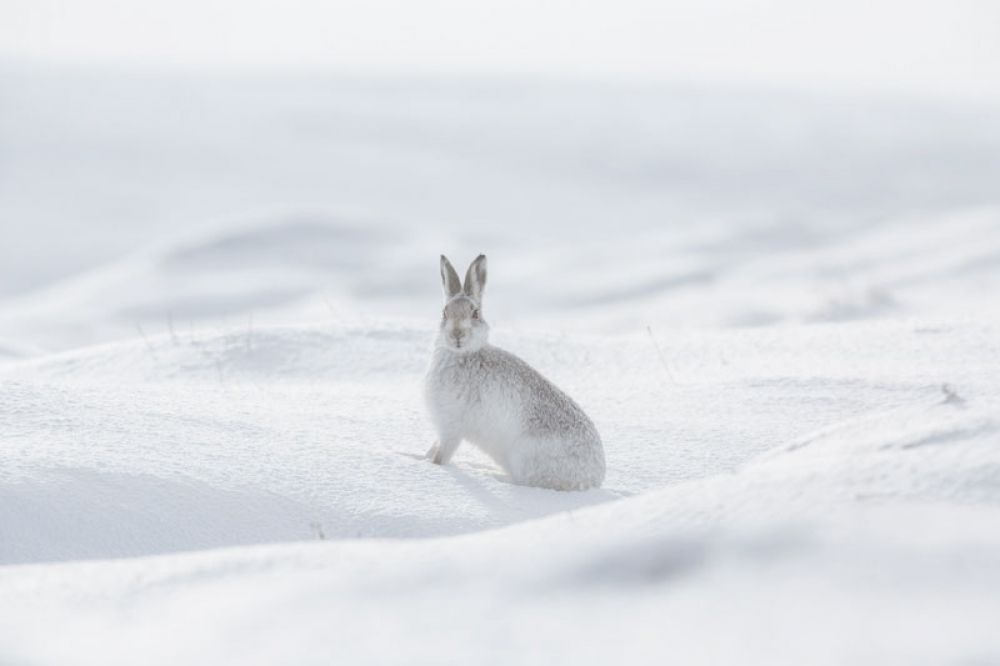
xmin=482 ymin=346 xmax=599 ymax=443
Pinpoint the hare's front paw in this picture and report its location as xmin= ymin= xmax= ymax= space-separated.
xmin=427 ymin=438 xmax=460 ymax=465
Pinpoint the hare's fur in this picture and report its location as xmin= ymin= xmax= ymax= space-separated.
xmin=424 ymin=255 xmax=605 ymax=490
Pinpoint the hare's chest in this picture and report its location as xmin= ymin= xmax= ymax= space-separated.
xmin=425 ymin=354 xmax=479 ymax=414
xmin=430 ymin=361 xmax=482 ymax=407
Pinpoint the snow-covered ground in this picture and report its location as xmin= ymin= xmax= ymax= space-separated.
xmin=1 ymin=67 xmax=999 ymax=664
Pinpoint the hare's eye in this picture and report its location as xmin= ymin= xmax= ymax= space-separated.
xmin=472 ymin=309 xmax=480 ymax=320
xmin=441 ymin=309 xmax=447 ymax=320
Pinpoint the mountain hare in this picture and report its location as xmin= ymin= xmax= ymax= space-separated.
xmin=424 ymin=255 xmax=605 ymax=490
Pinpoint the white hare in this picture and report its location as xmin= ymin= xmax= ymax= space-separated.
xmin=424 ymin=254 xmax=605 ymax=490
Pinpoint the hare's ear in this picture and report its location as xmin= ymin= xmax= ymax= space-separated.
xmin=440 ymin=255 xmax=462 ymax=299
xmin=463 ymin=254 xmax=487 ymax=302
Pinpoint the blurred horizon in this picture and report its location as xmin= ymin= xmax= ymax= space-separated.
xmin=3 ymin=0 xmax=1000 ymax=100
xmin=2 ymin=0 xmax=999 ymax=349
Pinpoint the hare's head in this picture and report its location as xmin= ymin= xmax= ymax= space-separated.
xmin=438 ymin=254 xmax=489 ymax=352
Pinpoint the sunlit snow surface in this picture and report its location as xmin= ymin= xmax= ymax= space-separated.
xmin=1 ymin=69 xmax=999 ymax=664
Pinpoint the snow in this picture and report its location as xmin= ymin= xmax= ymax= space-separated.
xmin=1 ymin=66 xmax=1000 ymax=664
